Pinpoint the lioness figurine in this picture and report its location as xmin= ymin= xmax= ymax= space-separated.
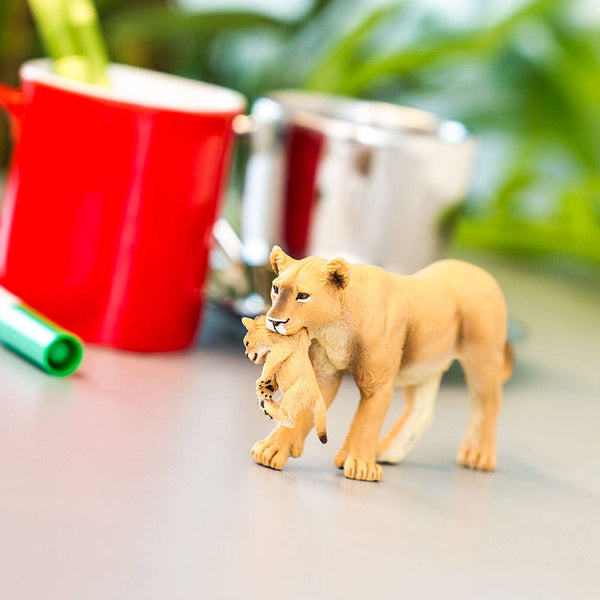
xmin=248 ymin=246 xmax=512 ymax=482
xmin=242 ymin=315 xmax=328 ymax=449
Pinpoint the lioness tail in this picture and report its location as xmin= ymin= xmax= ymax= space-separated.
xmin=503 ymin=341 xmax=514 ymax=383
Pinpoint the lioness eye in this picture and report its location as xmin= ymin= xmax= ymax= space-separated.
xmin=296 ymin=292 xmax=311 ymax=302
xmin=272 ymin=285 xmax=279 ymax=295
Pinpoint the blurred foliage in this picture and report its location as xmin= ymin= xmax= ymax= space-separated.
xmin=1 ymin=0 xmax=599 ymax=266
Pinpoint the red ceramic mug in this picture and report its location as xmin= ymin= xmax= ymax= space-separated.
xmin=0 ymin=59 xmax=245 ymax=351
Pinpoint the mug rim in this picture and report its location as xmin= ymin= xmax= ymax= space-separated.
xmin=20 ymin=58 xmax=247 ymax=115
xmin=254 ymin=89 xmax=471 ymax=147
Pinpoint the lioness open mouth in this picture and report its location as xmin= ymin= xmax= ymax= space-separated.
xmin=267 ymin=318 xmax=289 ymax=335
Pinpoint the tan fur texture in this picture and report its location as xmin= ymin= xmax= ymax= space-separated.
xmin=242 ymin=316 xmax=328 ymax=459
xmin=248 ymin=246 xmax=512 ymax=482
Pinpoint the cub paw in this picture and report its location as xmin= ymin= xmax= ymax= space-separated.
xmin=262 ymin=399 xmax=279 ymax=421
xmin=256 ymin=397 xmax=273 ymax=420
xmin=246 ymin=348 xmax=269 ymax=365
xmin=263 ymin=402 xmax=294 ymax=429
xmin=256 ymin=378 xmax=278 ymax=400
xmin=343 ymin=456 xmax=383 ymax=482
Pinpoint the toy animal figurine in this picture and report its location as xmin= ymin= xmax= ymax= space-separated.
xmin=242 ymin=315 xmax=328 ymax=450
xmin=248 ymin=246 xmax=512 ymax=482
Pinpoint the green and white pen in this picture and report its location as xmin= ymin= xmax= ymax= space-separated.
xmin=0 ymin=286 xmax=83 ymax=376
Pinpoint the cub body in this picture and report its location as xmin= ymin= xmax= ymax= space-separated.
xmin=242 ymin=316 xmax=328 ymax=444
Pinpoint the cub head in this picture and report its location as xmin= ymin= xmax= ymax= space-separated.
xmin=266 ymin=246 xmax=350 ymax=336
xmin=241 ymin=315 xmax=272 ymax=364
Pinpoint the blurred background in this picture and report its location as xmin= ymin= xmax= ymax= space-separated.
xmin=1 ymin=0 xmax=600 ymax=273
xmin=1 ymin=5 xmax=599 ymax=597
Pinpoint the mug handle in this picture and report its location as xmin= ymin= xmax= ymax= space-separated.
xmin=0 ymin=83 xmax=26 ymax=137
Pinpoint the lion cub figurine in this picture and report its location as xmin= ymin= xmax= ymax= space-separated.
xmin=242 ymin=315 xmax=328 ymax=445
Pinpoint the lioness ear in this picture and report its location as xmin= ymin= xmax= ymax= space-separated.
xmin=270 ymin=245 xmax=295 ymax=275
xmin=322 ymin=257 xmax=350 ymax=289
xmin=241 ymin=317 xmax=253 ymax=330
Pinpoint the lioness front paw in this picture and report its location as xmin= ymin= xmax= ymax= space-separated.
xmin=251 ymin=439 xmax=288 ymax=470
xmin=256 ymin=378 xmax=278 ymax=400
xmin=457 ymin=443 xmax=496 ymax=472
xmin=251 ymin=426 xmax=305 ymax=471
xmin=343 ymin=456 xmax=383 ymax=482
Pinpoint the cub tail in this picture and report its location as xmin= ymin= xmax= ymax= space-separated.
xmin=313 ymin=399 xmax=328 ymax=444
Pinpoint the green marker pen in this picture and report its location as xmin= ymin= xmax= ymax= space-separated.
xmin=0 ymin=286 xmax=83 ymax=376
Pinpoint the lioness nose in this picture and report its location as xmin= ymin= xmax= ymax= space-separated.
xmin=268 ymin=317 xmax=289 ymax=325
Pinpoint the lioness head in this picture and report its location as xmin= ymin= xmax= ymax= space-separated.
xmin=241 ymin=315 xmax=271 ymax=364
xmin=265 ymin=246 xmax=350 ymax=336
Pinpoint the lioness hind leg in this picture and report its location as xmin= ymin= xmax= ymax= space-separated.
xmin=376 ymin=375 xmax=442 ymax=464
xmin=458 ymin=355 xmax=503 ymax=472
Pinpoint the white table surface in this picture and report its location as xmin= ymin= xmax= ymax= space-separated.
xmin=0 ymin=255 xmax=598 ymax=600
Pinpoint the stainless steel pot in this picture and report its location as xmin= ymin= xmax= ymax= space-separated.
xmin=239 ymin=90 xmax=477 ymax=277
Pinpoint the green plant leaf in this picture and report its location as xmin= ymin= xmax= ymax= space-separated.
xmin=304 ymin=2 xmax=404 ymax=91
xmin=335 ymin=0 xmax=560 ymax=95
xmin=106 ymin=7 xmax=292 ymax=46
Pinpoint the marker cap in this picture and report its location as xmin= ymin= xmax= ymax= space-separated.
xmin=0 ymin=288 xmax=83 ymax=376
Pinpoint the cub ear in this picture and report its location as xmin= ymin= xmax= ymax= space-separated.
xmin=321 ymin=257 xmax=350 ymax=289
xmin=241 ymin=317 xmax=254 ymax=331
xmin=270 ymin=245 xmax=295 ymax=275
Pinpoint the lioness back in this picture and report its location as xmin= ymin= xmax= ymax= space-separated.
xmin=407 ymin=259 xmax=509 ymax=360
xmin=413 ymin=259 xmax=507 ymax=324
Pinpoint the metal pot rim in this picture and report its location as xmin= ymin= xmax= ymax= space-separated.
xmin=253 ymin=89 xmax=471 ymax=147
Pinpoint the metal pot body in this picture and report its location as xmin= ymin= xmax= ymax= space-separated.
xmin=241 ymin=91 xmax=477 ymax=275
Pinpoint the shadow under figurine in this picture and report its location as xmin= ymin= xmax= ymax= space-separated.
xmin=242 ymin=315 xmax=328 ymax=450
xmin=244 ymin=246 xmax=513 ymax=482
